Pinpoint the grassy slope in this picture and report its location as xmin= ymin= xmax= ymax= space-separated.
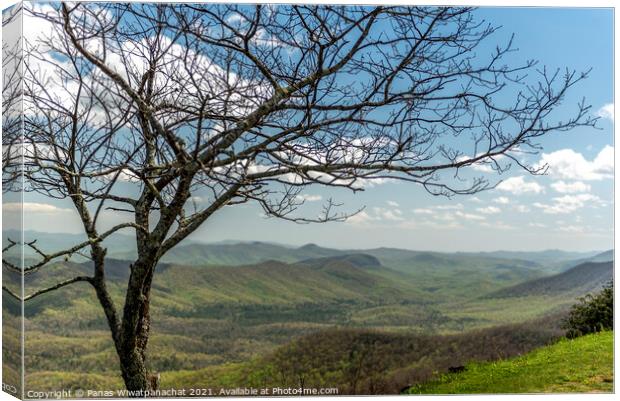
xmin=409 ymin=331 xmax=613 ymax=394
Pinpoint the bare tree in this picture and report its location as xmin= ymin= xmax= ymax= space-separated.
xmin=2 ymin=2 xmax=595 ymax=393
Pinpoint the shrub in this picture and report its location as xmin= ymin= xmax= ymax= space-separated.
xmin=563 ymin=282 xmax=613 ymax=339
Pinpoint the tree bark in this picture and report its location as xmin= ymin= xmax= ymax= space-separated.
xmin=117 ymin=255 xmax=158 ymax=394
xmin=120 ymin=349 xmax=150 ymax=393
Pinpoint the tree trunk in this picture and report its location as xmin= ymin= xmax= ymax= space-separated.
xmin=117 ymin=256 xmax=158 ymax=394
xmin=120 ymin=349 xmax=150 ymax=393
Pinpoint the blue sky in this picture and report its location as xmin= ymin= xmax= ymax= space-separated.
xmin=5 ymin=6 xmax=614 ymax=252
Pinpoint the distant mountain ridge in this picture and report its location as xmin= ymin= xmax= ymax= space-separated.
xmin=460 ymin=249 xmax=606 ymax=264
xmin=486 ymin=261 xmax=613 ymax=299
xmin=297 ymin=254 xmax=382 ymax=269
xmin=4 ymin=230 xmax=612 ymax=273
xmin=562 ymin=250 xmax=614 ymax=268
xmin=6 ymin=230 xmax=612 ymax=303
xmin=158 ymin=241 xmax=343 ymax=266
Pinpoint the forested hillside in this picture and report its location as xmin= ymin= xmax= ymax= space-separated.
xmin=2 ymin=239 xmax=612 ymax=394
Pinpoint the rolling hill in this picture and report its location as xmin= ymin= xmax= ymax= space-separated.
xmin=18 ymin=255 xmax=420 ymax=306
xmin=11 ymin=242 xmax=613 ymax=335
xmin=4 ymin=231 xmax=613 ymax=394
xmin=11 ymin=237 xmax=570 ymax=310
xmin=296 ymin=253 xmax=382 ymax=269
xmin=159 ymin=242 xmax=341 ymax=266
xmin=152 ymin=258 xmax=426 ymax=307
xmin=486 ymin=261 xmax=613 ymax=299
xmin=15 ymin=248 xmax=567 ymax=324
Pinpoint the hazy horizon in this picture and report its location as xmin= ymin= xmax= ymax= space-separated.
xmin=3 ymin=227 xmax=613 ymax=255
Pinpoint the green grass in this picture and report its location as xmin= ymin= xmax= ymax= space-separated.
xmin=409 ymin=331 xmax=614 ymax=394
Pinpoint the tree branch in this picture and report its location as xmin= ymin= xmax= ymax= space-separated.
xmin=2 ymin=276 xmax=92 ymax=302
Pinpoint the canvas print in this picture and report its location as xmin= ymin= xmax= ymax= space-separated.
xmin=1 ymin=1 xmax=614 ymax=399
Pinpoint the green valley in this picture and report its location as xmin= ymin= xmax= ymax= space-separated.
xmin=2 ymin=238 xmax=614 ymax=395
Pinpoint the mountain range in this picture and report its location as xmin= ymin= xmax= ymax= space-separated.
xmin=3 ymin=229 xmax=614 ymax=394
xmin=4 ymin=230 xmax=610 ymax=270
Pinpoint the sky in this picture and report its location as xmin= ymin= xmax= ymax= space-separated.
xmin=2 ymin=5 xmax=614 ymax=252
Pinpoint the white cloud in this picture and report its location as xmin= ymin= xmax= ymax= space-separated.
xmin=22 ymin=2 xmax=273 ymax=157
xmin=373 ymin=207 xmax=404 ymax=221
xmin=412 ymin=208 xmax=434 ymax=215
xmin=435 ymin=203 xmax=464 ymax=210
xmin=493 ymin=196 xmax=510 ymax=205
xmin=381 ymin=211 xmax=404 ymax=221
xmin=225 ymin=13 xmax=246 ymax=24
xmin=272 ymin=137 xmax=397 ymax=190
xmin=536 ymin=146 xmax=613 ymax=181
xmin=354 ymin=177 xmax=394 ymax=188
xmin=558 ymin=225 xmax=584 ymax=233
xmin=296 ymin=194 xmax=323 ymax=202
xmin=433 ymin=213 xmax=456 ymax=222
xmin=386 ymin=200 xmax=400 ymax=207
xmin=456 ymin=156 xmax=494 ymax=173
xmin=454 ymin=211 xmax=485 ymax=221
xmin=528 ymin=222 xmax=547 ymax=228
xmin=346 ymin=211 xmax=373 ymax=225
xmin=346 ymin=206 xmax=403 ymax=225
xmin=468 ymin=197 xmax=483 ymax=203
xmin=550 ymin=180 xmax=591 ymax=194
xmin=514 ymin=204 xmax=530 ymax=213
xmin=414 ymin=203 xmax=485 ymax=223
xmin=408 ymin=218 xmax=464 ymax=230
xmin=456 ymin=154 xmax=508 ymax=173
xmin=494 ymin=222 xmax=514 ymax=230
xmin=480 ymin=221 xmax=514 ymax=230
xmin=497 ymin=176 xmax=544 ymax=195
xmin=470 ymin=164 xmax=494 ymax=173
xmin=596 ymin=103 xmax=614 ymax=122
xmin=100 ymin=168 xmax=141 ymax=183
xmin=476 ymin=206 xmax=501 ymax=215
xmin=3 ymin=202 xmax=72 ymax=214
xmin=533 ymin=194 xmax=603 ymax=215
